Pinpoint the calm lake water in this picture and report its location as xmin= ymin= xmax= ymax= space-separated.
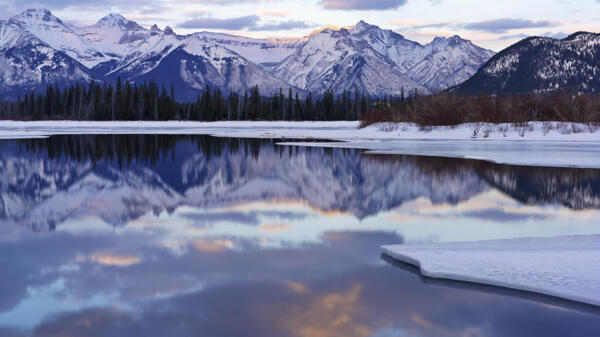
xmin=0 ymin=135 xmax=599 ymax=337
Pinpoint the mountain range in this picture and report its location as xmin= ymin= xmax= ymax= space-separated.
xmin=453 ymin=32 xmax=600 ymax=94
xmin=0 ymin=9 xmax=495 ymax=100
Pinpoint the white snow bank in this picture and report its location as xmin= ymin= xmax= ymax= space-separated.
xmin=0 ymin=120 xmax=598 ymax=141
xmin=382 ymin=235 xmax=600 ymax=307
xmin=1 ymin=120 xmax=599 ymax=168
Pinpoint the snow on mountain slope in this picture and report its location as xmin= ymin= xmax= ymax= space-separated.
xmin=406 ymin=35 xmax=496 ymax=91
xmin=454 ymin=32 xmax=600 ymax=94
xmin=105 ymin=29 xmax=294 ymax=99
xmin=104 ymin=27 xmax=182 ymax=77
xmin=0 ymin=19 xmax=92 ymax=98
xmin=271 ymin=21 xmax=494 ymax=95
xmin=347 ymin=21 xmax=426 ymax=73
xmin=74 ymin=14 xmax=150 ymax=64
xmin=8 ymin=9 xmax=108 ymax=68
xmin=191 ymin=32 xmax=305 ymax=65
xmin=271 ymin=25 xmax=429 ymax=96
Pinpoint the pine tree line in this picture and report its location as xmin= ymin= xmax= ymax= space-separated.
xmin=0 ymin=79 xmax=402 ymax=121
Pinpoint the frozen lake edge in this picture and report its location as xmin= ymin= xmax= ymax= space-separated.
xmin=382 ymin=235 xmax=600 ymax=307
xmin=0 ymin=120 xmax=599 ymax=168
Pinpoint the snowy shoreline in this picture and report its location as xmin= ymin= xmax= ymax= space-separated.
xmin=382 ymin=235 xmax=600 ymax=307
xmin=1 ymin=120 xmax=599 ymax=168
xmin=0 ymin=120 xmax=599 ymax=141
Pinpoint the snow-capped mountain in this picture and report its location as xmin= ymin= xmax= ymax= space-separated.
xmin=0 ymin=18 xmax=92 ymax=99
xmin=101 ymin=27 xmax=293 ymax=98
xmin=406 ymin=35 xmax=496 ymax=91
xmin=9 ymin=9 xmax=107 ymax=68
xmin=1 ymin=9 xmax=495 ymax=100
xmin=453 ymin=32 xmax=600 ymax=94
xmin=270 ymin=23 xmax=429 ymax=96
xmin=270 ymin=21 xmax=495 ymax=95
xmin=76 ymin=13 xmax=150 ymax=64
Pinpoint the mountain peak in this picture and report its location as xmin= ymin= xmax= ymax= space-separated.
xmin=431 ymin=35 xmax=470 ymax=46
xmin=96 ymin=13 xmax=131 ymax=27
xmin=22 ymin=8 xmax=52 ymax=15
xmin=164 ymin=26 xmax=175 ymax=35
xmin=11 ymin=8 xmax=62 ymax=24
xmin=352 ymin=20 xmax=376 ymax=33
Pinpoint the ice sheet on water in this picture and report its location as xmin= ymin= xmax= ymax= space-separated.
xmin=382 ymin=235 xmax=600 ymax=306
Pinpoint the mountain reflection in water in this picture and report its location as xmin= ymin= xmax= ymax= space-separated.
xmin=0 ymin=135 xmax=598 ymax=337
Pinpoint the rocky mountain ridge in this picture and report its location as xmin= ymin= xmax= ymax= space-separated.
xmin=1 ymin=9 xmax=495 ymax=100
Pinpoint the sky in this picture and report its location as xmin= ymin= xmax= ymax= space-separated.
xmin=1 ymin=0 xmax=599 ymax=51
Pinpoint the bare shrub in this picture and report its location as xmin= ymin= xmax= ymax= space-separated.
xmin=360 ymin=90 xmax=600 ymax=128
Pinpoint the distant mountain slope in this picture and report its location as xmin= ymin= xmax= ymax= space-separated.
xmin=453 ymin=32 xmax=600 ymax=94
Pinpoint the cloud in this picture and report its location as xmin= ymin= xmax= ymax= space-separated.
xmin=463 ymin=18 xmax=559 ymax=33
xmin=178 ymin=14 xmax=310 ymax=31
xmin=498 ymin=33 xmax=530 ymax=40
xmin=249 ymin=20 xmax=311 ymax=31
xmin=258 ymin=224 xmax=292 ymax=233
xmin=87 ymin=252 xmax=141 ymax=266
xmin=391 ymin=21 xmax=453 ymax=31
xmin=258 ymin=9 xmax=292 ymax=17
xmin=4 ymin=0 xmax=161 ymax=10
xmin=178 ymin=15 xmax=260 ymax=30
xmin=319 ymin=0 xmax=408 ymax=11
xmin=499 ymin=31 xmax=568 ymax=40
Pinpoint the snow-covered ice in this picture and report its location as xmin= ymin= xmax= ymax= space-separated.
xmin=0 ymin=120 xmax=599 ymax=168
xmin=382 ymin=235 xmax=600 ymax=307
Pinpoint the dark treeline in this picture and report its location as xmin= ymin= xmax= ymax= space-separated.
xmin=362 ymin=90 xmax=600 ymax=126
xmin=0 ymin=79 xmax=378 ymax=121
xmin=4 ymin=80 xmax=599 ymax=124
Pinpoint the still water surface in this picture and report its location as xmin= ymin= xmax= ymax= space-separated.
xmin=0 ymin=135 xmax=599 ymax=336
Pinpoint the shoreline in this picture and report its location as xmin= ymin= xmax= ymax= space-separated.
xmin=1 ymin=120 xmax=599 ymax=168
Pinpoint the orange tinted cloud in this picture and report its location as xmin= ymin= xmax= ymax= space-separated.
xmin=286 ymin=281 xmax=310 ymax=294
xmin=272 ymin=283 xmax=371 ymax=337
xmin=194 ymin=238 xmax=234 ymax=253
xmin=259 ymin=9 xmax=292 ymax=17
xmin=259 ymin=224 xmax=292 ymax=233
xmin=88 ymin=252 xmax=141 ymax=266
